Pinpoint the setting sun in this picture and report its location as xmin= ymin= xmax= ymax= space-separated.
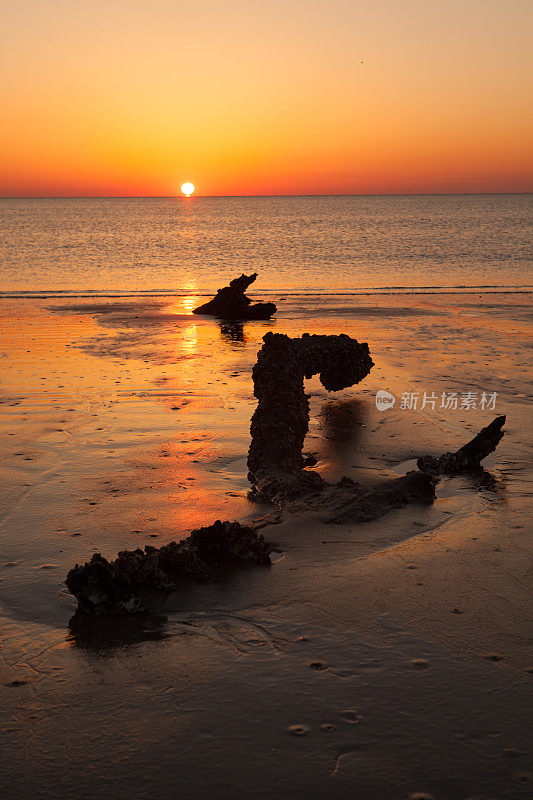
xmin=180 ymin=182 xmax=195 ymax=197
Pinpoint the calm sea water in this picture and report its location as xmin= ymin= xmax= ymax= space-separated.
xmin=0 ymin=195 xmax=531 ymax=296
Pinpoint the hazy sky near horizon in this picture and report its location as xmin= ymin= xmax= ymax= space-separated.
xmin=1 ymin=0 xmax=532 ymax=196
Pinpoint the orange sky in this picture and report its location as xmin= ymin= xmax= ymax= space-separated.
xmin=1 ymin=0 xmax=532 ymax=196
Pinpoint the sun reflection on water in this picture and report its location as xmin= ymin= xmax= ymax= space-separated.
xmin=172 ymin=280 xmax=199 ymax=316
xmin=179 ymin=295 xmax=199 ymax=315
xmin=180 ymin=324 xmax=198 ymax=356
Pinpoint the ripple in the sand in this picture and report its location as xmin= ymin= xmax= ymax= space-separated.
xmin=341 ymin=710 xmax=359 ymax=724
xmin=503 ymin=748 xmax=524 ymax=758
xmin=287 ymin=724 xmax=309 ymax=736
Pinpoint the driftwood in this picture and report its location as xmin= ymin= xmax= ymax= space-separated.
xmin=65 ymin=325 xmax=507 ymax=615
xmin=311 ymin=472 xmax=437 ymax=524
xmin=193 ymin=273 xmax=276 ymax=320
xmin=417 ymin=415 xmax=506 ymax=475
xmin=248 ymin=414 xmax=505 ymax=524
xmin=66 ymin=521 xmax=271 ymax=615
xmin=247 ymin=332 xmax=374 ymax=502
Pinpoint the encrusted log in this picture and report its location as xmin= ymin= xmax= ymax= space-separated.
xmin=312 ymin=472 xmax=437 ymax=524
xmin=66 ymin=521 xmax=272 ymax=615
xmin=247 ymin=332 xmax=374 ymax=502
xmin=66 ymin=334 xmax=508 ymax=617
xmin=193 ymin=273 xmax=276 ymax=320
xmin=417 ymin=415 xmax=506 ymax=475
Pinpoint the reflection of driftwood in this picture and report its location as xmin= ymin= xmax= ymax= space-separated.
xmin=193 ymin=273 xmax=276 ymax=320
xmin=417 ymin=415 xmax=506 ymax=475
xmin=68 ymin=614 xmax=170 ymax=650
xmin=66 ymin=521 xmax=271 ymax=615
xmin=219 ymin=319 xmax=245 ymax=345
xmin=247 ymin=332 xmax=374 ymax=502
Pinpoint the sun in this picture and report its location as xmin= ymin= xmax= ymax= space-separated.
xmin=180 ymin=182 xmax=195 ymax=197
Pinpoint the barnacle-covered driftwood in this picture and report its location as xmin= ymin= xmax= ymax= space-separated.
xmin=417 ymin=415 xmax=506 ymax=475
xmin=298 ymin=416 xmax=506 ymax=522
xmin=66 ymin=521 xmax=272 ymax=615
xmin=193 ymin=273 xmax=276 ymax=320
xmin=312 ymin=471 xmax=437 ymax=524
xmin=66 ymin=326 xmax=507 ymax=618
xmin=247 ymin=332 xmax=374 ymax=502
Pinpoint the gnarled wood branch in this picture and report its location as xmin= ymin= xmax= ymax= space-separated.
xmin=247 ymin=332 xmax=374 ymax=502
xmin=66 ymin=521 xmax=271 ymax=615
xmin=193 ymin=273 xmax=276 ymax=320
xmin=417 ymin=415 xmax=506 ymax=474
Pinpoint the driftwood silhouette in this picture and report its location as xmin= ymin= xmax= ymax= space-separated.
xmin=65 ymin=328 xmax=506 ymax=615
xmin=247 ymin=332 xmax=374 ymax=502
xmin=417 ymin=415 xmax=506 ymax=474
xmin=193 ymin=273 xmax=276 ymax=320
xmin=66 ymin=521 xmax=271 ymax=615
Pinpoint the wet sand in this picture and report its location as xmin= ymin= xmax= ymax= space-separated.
xmin=1 ymin=291 xmax=532 ymax=799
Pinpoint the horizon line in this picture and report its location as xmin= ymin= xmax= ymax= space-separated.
xmin=0 ymin=191 xmax=531 ymax=200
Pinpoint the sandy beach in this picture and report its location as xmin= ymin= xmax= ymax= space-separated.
xmin=1 ymin=289 xmax=531 ymax=799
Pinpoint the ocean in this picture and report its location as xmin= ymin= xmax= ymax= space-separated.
xmin=1 ymin=194 xmax=531 ymax=296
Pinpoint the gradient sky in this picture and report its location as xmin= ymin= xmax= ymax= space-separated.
xmin=1 ymin=0 xmax=532 ymax=196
